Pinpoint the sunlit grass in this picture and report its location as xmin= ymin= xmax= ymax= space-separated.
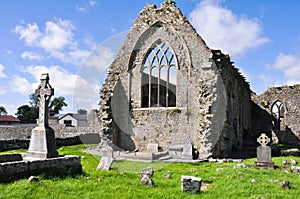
xmin=0 ymin=145 xmax=300 ymax=199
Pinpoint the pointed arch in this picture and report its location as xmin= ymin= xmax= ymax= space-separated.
xmin=141 ymin=40 xmax=177 ymax=108
xmin=271 ymin=100 xmax=285 ymax=119
xmin=271 ymin=100 xmax=286 ymax=130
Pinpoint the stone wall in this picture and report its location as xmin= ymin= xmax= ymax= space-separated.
xmin=99 ymin=2 xmax=254 ymax=159
xmin=0 ymin=125 xmax=101 ymax=151
xmin=0 ymin=155 xmax=82 ymax=182
xmin=211 ymin=50 xmax=252 ymax=157
xmin=253 ymin=85 xmax=300 ymax=144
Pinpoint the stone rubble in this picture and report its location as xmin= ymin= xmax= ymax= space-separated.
xmin=140 ymin=167 xmax=154 ymax=186
xmin=181 ymin=175 xmax=202 ymax=194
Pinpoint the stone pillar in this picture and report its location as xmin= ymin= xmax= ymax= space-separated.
xmin=26 ymin=73 xmax=58 ymax=159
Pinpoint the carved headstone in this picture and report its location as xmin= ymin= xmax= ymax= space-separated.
xmin=26 ymin=73 xmax=58 ymax=159
xmin=97 ymin=136 xmax=113 ymax=171
xmin=254 ymin=133 xmax=274 ymax=169
xmin=140 ymin=167 xmax=154 ymax=186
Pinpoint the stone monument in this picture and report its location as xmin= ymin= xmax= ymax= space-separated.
xmin=182 ymin=137 xmax=193 ymax=160
xmin=254 ymin=133 xmax=274 ymax=169
xmin=0 ymin=73 xmax=82 ymax=181
xmin=26 ymin=73 xmax=58 ymax=159
xmin=97 ymin=135 xmax=113 ymax=171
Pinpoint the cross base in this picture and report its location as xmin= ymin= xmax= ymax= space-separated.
xmin=26 ymin=126 xmax=58 ymax=159
xmin=254 ymin=161 xmax=274 ymax=169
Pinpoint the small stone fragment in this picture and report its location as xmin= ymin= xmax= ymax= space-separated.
xmin=280 ymin=181 xmax=290 ymax=190
xmin=28 ymin=176 xmax=40 ymax=183
xmin=290 ymin=166 xmax=300 ymax=173
xmin=163 ymin=173 xmax=170 ymax=178
xmin=140 ymin=167 xmax=154 ymax=186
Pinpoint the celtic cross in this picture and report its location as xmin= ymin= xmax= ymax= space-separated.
xmin=35 ymin=73 xmax=54 ymax=126
xmin=257 ymin=133 xmax=270 ymax=147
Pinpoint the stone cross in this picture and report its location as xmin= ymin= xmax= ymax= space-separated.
xmin=255 ymin=133 xmax=274 ymax=169
xmin=257 ymin=133 xmax=270 ymax=147
xmin=35 ymin=73 xmax=54 ymax=126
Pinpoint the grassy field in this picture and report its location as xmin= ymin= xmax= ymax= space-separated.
xmin=0 ymin=145 xmax=300 ymax=199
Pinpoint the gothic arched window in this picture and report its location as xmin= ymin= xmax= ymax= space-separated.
xmin=271 ymin=100 xmax=284 ymax=119
xmin=141 ymin=41 xmax=177 ymax=108
xmin=271 ymin=100 xmax=285 ymax=130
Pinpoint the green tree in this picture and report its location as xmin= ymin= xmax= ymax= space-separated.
xmin=15 ymin=105 xmax=38 ymax=123
xmin=29 ymin=93 xmax=39 ymax=108
xmin=15 ymin=94 xmax=68 ymax=123
xmin=49 ymin=96 xmax=68 ymax=115
xmin=0 ymin=106 xmax=7 ymax=115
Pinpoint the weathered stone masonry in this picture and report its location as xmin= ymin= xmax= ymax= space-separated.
xmin=253 ymin=85 xmax=300 ymax=144
xmin=99 ymin=2 xmax=253 ymax=159
xmin=0 ymin=126 xmax=100 ymax=151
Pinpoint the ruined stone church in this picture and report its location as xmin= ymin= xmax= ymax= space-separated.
xmin=99 ymin=1 xmax=300 ymax=159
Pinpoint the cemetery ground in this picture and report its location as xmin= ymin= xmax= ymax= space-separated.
xmin=0 ymin=145 xmax=300 ymax=198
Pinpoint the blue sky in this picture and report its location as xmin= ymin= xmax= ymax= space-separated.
xmin=0 ymin=0 xmax=300 ymax=115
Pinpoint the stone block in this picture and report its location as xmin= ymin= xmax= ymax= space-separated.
xmin=147 ymin=143 xmax=158 ymax=153
xmin=26 ymin=126 xmax=58 ymax=159
xmin=181 ymin=175 xmax=202 ymax=194
xmin=0 ymin=154 xmax=23 ymax=163
xmin=182 ymin=143 xmax=193 ymax=160
xmin=169 ymin=145 xmax=183 ymax=158
xmin=257 ymin=146 xmax=272 ymax=162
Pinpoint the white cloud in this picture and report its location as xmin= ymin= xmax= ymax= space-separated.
xmin=40 ymin=19 xmax=75 ymax=52
xmin=14 ymin=18 xmax=91 ymax=66
xmin=13 ymin=23 xmax=41 ymax=46
xmin=189 ymin=0 xmax=270 ymax=55
xmin=10 ymin=65 xmax=97 ymax=111
xmin=84 ymin=46 xmax=114 ymax=72
xmin=21 ymin=51 xmax=43 ymax=60
xmin=14 ymin=19 xmax=74 ymax=51
xmin=1 ymin=103 xmax=19 ymax=115
xmin=89 ymin=0 xmax=97 ymax=7
xmin=23 ymin=65 xmax=82 ymax=96
xmin=10 ymin=75 xmax=34 ymax=95
xmin=76 ymin=0 xmax=97 ymax=12
xmin=267 ymin=53 xmax=300 ymax=85
xmin=0 ymin=64 xmax=7 ymax=78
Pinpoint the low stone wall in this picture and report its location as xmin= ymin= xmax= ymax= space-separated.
xmin=0 ymin=155 xmax=82 ymax=182
xmin=0 ymin=125 xmax=101 ymax=151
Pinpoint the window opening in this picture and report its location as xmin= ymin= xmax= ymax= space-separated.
xmin=271 ymin=100 xmax=285 ymax=130
xmin=141 ymin=42 xmax=177 ymax=108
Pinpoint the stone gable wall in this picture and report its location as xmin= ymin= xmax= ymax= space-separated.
xmin=99 ymin=2 xmax=254 ymax=158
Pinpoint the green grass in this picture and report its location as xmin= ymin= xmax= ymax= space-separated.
xmin=1 ymin=145 xmax=300 ymax=199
